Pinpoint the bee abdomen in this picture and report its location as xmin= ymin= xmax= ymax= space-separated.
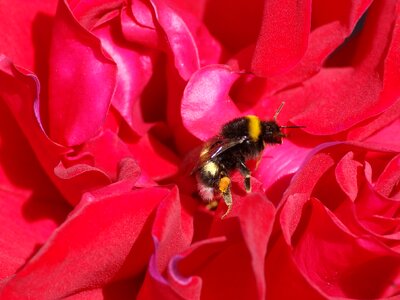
xmin=198 ymin=161 xmax=220 ymax=186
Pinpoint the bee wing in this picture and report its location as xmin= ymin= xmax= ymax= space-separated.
xmin=208 ymin=136 xmax=247 ymax=159
xmin=191 ymin=135 xmax=248 ymax=174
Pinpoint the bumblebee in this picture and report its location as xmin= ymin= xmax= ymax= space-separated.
xmin=193 ymin=103 xmax=303 ymax=218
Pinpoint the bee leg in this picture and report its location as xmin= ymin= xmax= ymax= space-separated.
xmin=238 ymin=161 xmax=251 ymax=193
xmin=218 ymin=176 xmax=232 ymax=218
xmin=206 ymin=200 xmax=218 ymax=210
xmin=255 ymin=154 xmax=262 ymax=170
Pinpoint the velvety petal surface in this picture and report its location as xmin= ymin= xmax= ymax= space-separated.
xmin=251 ymin=0 xmax=312 ymax=77
xmin=0 ymin=187 xmax=174 ymax=299
xmin=47 ymin=0 xmax=117 ymax=146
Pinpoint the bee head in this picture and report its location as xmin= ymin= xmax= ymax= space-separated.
xmin=261 ymin=102 xmax=305 ymax=144
xmin=262 ymin=121 xmax=285 ymax=144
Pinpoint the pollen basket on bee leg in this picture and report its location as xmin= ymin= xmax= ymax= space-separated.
xmin=218 ymin=176 xmax=231 ymax=193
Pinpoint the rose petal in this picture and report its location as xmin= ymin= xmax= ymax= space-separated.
xmin=251 ymin=0 xmax=312 ymax=76
xmin=255 ymin=135 xmax=314 ymax=203
xmin=122 ymin=1 xmax=160 ymax=48
xmin=0 ymin=97 xmax=70 ymax=280
xmin=47 ymin=0 xmax=117 ymax=146
xmin=150 ymin=0 xmax=200 ymax=80
xmin=244 ymin=0 xmax=372 ymax=93
xmin=356 ymin=176 xmax=400 ymax=219
xmin=94 ymin=16 xmax=156 ymax=135
xmin=292 ymin=68 xmax=382 ymax=134
xmin=374 ymin=153 xmax=400 ymax=198
xmin=53 ymin=129 xmax=148 ymax=204
xmin=347 ymin=98 xmax=400 ymax=145
xmin=203 ymin=0 xmax=264 ymax=53
xmin=128 ymin=132 xmax=179 ymax=181
xmin=181 ymin=65 xmax=240 ymax=141
xmin=1 ymin=187 xmax=172 ymax=299
xmin=136 ymin=187 xmax=193 ymax=299
xmin=265 ymin=234 xmax=325 ymax=299
xmin=335 ymin=151 xmax=363 ymax=202
xmin=284 ymin=198 xmax=400 ymax=299
xmin=0 ymin=57 xmax=95 ymax=204
xmin=159 ymin=192 xmax=275 ymax=300
xmin=291 ymin=1 xmax=400 ymax=135
xmin=67 ymin=0 xmax=123 ymax=30
xmin=0 ymin=0 xmax=57 ymax=70
xmin=80 ymin=130 xmax=133 ymax=180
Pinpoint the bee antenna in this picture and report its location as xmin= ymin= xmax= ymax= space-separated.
xmin=273 ymin=102 xmax=285 ymax=121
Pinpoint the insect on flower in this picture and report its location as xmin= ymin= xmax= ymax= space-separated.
xmin=192 ymin=102 xmax=304 ymax=218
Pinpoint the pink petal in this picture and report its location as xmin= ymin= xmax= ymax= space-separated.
xmin=47 ymin=0 xmax=117 ymax=146
xmin=251 ymin=0 xmax=312 ymax=76
xmin=181 ymin=65 xmax=240 ymax=141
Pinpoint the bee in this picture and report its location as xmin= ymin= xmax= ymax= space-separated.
xmin=193 ymin=102 xmax=303 ymax=218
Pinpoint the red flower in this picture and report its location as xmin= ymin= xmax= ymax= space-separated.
xmin=0 ymin=0 xmax=400 ymax=299
xmin=269 ymin=142 xmax=400 ymax=299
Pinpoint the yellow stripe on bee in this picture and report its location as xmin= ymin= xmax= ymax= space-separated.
xmin=203 ymin=161 xmax=219 ymax=176
xmin=246 ymin=115 xmax=261 ymax=141
xmin=219 ymin=176 xmax=231 ymax=193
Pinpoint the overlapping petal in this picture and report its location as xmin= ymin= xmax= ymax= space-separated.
xmin=273 ymin=142 xmax=400 ymax=298
xmin=47 ymin=0 xmax=117 ymax=146
xmin=251 ymin=0 xmax=312 ymax=76
xmin=2 ymin=0 xmax=400 ymax=299
xmin=0 ymin=186 xmax=175 ymax=298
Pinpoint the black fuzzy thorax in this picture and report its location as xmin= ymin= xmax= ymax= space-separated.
xmin=221 ymin=117 xmax=249 ymax=139
xmin=218 ymin=117 xmax=265 ymax=170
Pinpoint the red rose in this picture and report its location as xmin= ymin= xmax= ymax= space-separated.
xmin=0 ymin=0 xmax=400 ymax=299
xmin=268 ymin=142 xmax=400 ymax=299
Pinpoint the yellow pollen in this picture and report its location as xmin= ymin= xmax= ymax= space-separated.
xmin=246 ymin=115 xmax=261 ymax=141
xmin=219 ymin=176 xmax=231 ymax=193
